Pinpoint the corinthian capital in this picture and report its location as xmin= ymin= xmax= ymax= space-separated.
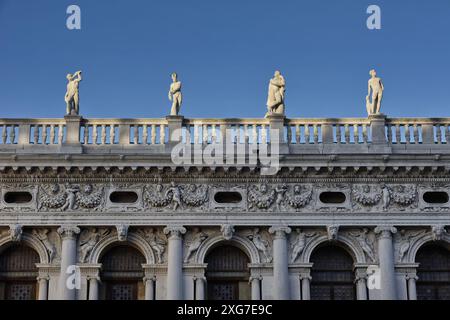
xmin=57 ymin=225 xmax=80 ymax=240
xmin=164 ymin=225 xmax=186 ymax=239
xmin=269 ymin=226 xmax=291 ymax=238
xmin=374 ymin=226 xmax=397 ymax=239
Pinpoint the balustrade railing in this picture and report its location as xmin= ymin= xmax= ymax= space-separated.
xmin=1 ymin=116 xmax=450 ymax=152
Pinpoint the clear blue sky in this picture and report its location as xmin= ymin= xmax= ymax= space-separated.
xmin=1 ymin=0 xmax=449 ymax=119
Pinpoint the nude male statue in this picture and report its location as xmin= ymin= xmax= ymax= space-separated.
xmin=168 ymin=72 xmax=182 ymax=116
xmin=265 ymin=70 xmax=285 ymax=117
xmin=65 ymin=71 xmax=82 ymax=115
xmin=366 ymin=69 xmax=384 ymax=115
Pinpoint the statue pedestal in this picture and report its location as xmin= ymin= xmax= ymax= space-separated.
xmin=166 ymin=115 xmax=184 ymax=148
xmin=266 ymin=114 xmax=288 ymax=155
xmin=62 ymin=115 xmax=83 ymax=153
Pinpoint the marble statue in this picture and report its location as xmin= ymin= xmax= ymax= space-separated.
xmin=366 ymin=69 xmax=384 ymax=115
xmin=65 ymin=70 xmax=82 ymax=115
xmin=168 ymin=72 xmax=182 ymax=116
xmin=265 ymin=70 xmax=285 ymax=117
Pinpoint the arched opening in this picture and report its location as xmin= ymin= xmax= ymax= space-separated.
xmin=99 ymin=245 xmax=146 ymax=300
xmin=0 ymin=244 xmax=39 ymax=300
xmin=416 ymin=244 xmax=450 ymax=300
xmin=310 ymin=244 xmax=356 ymax=300
xmin=205 ymin=245 xmax=250 ymax=300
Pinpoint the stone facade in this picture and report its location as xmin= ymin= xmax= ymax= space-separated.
xmin=0 ymin=113 xmax=449 ymax=300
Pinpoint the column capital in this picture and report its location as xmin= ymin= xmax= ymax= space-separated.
xmin=406 ymin=273 xmax=418 ymax=281
xmin=86 ymin=275 xmax=101 ymax=281
xmin=36 ymin=275 xmax=50 ymax=281
xmin=269 ymin=226 xmax=291 ymax=238
xmin=299 ymin=274 xmax=312 ymax=281
xmin=249 ymin=275 xmax=263 ymax=283
xmin=57 ymin=225 xmax=80 ymax=240
xmin=374 ymin=225 xmax=397 ymax=238
xmin=164 ymin=225 xmax=186 ymax=239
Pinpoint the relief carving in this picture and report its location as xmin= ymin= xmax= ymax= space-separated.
xmin=78 ymin=227 xmax=110 ymax=263
xmin=248 ymin=184 xmax=276 ymax=210
xmin=290 ymin=229 xmax=316 ymax=263
xmin=139 ymin=228 xmax=167 ymax=264
xmin=348 ymin=228 xmax=377 ymax=262
xmin=184 ymin=229 xmax=208 ymax=263
xmin=394 ymin=229 xmax=426 ymax=262
xmin=247 ymin=228 xmax=272 ymax=263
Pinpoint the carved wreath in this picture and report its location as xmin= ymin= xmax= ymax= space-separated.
xmin=180 ymin=185 xmax=209 ymax=207
xmin=352 ymin=185 xmax=382 ymax=206
xmin=285 ymin=186 xmax=313 ymax=208
xmin=391 ymin=185 xmax=417 ymax=205
xmin=39 ymin=185 xmax=67 ymax=209
xmin=248 ymin=186 xmax=276 ymax=209
xmin=76 ymin=186 xmax=104 ymax=209
xmin=143 ymin=185 xmax=172 ymax=207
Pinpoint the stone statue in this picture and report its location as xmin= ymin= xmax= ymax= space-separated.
xmin=265 ymin=70 xmax=285 ymax=117
xmin=248 ymin=228 xmax=272 ymax=262
xmin=166 ymin=182 xmax=183 ymax=211
xmin=184 ymin=231 xmax=208 ymax=263
xmin=290 ymin=229 xmax=316 ymax=263
xmin=168 ymin=72 xmax=182 ymax=116
xmin=366 ymin=69 xmax=384 ymax=115
xmin=274 ymin=184 xmax=288 ymax=211
xmin=349 ymin=228 xmax=376 ymax=262
xmin=33 ymin=228 xmax=57 ymax=263
xmin=65 ymin=70 xmax=82 ymax=115
xmin=61 ymin=184 xmax=79 ymax=211
xmin=396 ymin=229 xmax=426 ymax=262
xmin=142 ymin=228 xmax=166 ymax=264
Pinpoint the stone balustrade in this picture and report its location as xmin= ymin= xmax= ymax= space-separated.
xmin=1 ymin=115 xmax=450 ymax=154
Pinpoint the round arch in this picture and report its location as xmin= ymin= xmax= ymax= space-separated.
xmin=408 ymin=232 xmax=450 ymax=264
xmin=0 ymin=232 xmax=49 ymax=264
xmin=88 ymin=232 xmax=155 ymax=265
xmin=195 ymin=234 xmax=260 ymax=265
xmin=302 ymin=234 xmax=366 ymax=264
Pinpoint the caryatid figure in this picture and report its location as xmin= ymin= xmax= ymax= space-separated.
xmin=65 ymin=71 xmax=82 ymax=115
xmin=168 ymin=72 xmax=182 ymax=116
xmin=265 ymin=70 xmax=286 ymax=117
xmin=366 ymin=69 xmax=384 ymax=115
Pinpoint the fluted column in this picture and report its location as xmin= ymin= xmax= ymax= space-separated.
xmin=195 ymin=276 xmax=206 ymax=300
xmin=374 ymin=226 xmax=397 ymax=300
xmin=57 ymin=225 xmax=80 ymax=300
xmin=250 ymin=276 xmax=262 ymax=300
xmin=37 ymin=276 xmax=49 ymax=300
xmin=144 ymin=276 xmax=155 ymax=300
xmin=269 ymin=226 xmax=291 ymax=300
xmin=407 ymin=274 xmax=418 ymax=300
xmin=88 ymin=276 xmax=100 ymax=300
xmin=300 ymin=275 xmax=311 ymax=300
xmin=164 ymin=225 xmax=186 ymax=300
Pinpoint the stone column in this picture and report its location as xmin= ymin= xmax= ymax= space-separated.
xmin=354 ymin=269 xmax=368 ymax=300
xmin=300 ymin=275 xmax=311 ymax=300
xmin=195 ymin=276 xmax=206 ymax=300
xmin=407 ymin=274 xmax=418 ymax=300
xmin=375 ymin=226 xmax=398 ymax=300
xmin=250 ymin=276 xmax=261 ymax=300
xmin=144 ymin=276 xmax=155 ymax=300
xmin=269 ymin=226 xmax=291 ymax=300
xmin=37 ymin=276 xmax=49 ymax=300
xmin=164 ymin=226 xmax=186 ymax=300
xmin=57 ymin=225 xmax=80 ymax=300
xmin=88 ymin=276 xmax=100 ymax=300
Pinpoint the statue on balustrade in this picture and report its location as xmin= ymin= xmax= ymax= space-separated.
xmin=265 ymin=70 xmax=285 ymax=117
xmin=366 ymin=69 xmax=384 ymax=116
xmin=65 ymin=70 xmax=82 ymax=116
xmin=168 ymin=72 xmax=182 ymax=116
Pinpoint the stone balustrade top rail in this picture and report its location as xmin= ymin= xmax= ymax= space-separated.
xmin=0 ymin=114 xmax=450 ymax=154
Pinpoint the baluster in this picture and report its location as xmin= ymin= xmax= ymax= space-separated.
xmin=295 ymin=125 xmax=300 ymax=144
xmin=344 ymin=124 xmax=350 ymax=144
xmin=134 ymin=125 xmax=139 ymax=144
xmin=92 ymin=125 xmax=98 ymax=145
xmin=287 ymin=124 xmax=292 ymax=145
xmin=143 ymin=124 xmax=148 ymax=145
xmin=261 ymin=124 xmax=267 ymax=143
xmin=235 ymin=125 xmax=240 ymax=144
xmin=212 ymin=124 xmax=217 ymax=143
xmin=304 ymin=124 xmax=310 ymax=144
xmin=203 ymin=124 xmax=208 ymax=144
xmin=186 ymin=125 xmax=191 ymax=144
xmin=150 ymin=125 xmax=156 ymax=144
xmin=83 ymin=125 xmax=89 ymax=144
xmin=160 ymin=124 xmax=165 ymax=144
xmin=194 ymin=125 xmax=199 ymax=144
xmin=313 ymin=125 xmax=319 ymax=144
xmin=9 ymin=125 xmax=15 ymax=144
xmin=244 ymin=124 xmax=249 ymax=143
xmin=436 ymin=124 xmax=442 ymax=144
xmin=362 ymin=124 xmax=368 ymax=143
xmin=101 ymin=125 xmax=106 ymax=144
xmin=58 ymin=124 xmax=64 ymax=144
xmin=110 ymin=125 xmax=116 ymax=144
xmin=33 ymin=125 xmax=39 ymax=144
xmin=386 ymin=124 xmax=392 ymax=143
xmin=405 ymin=124 xmax=411 ymax=144
xmin=41 ymin=124 xmax=47 ymax=145
xmin=220 ymin=124 xmax=226 ymax=144
xmin=2 ymin=125 xmax=7 ymax=144
xmin=336 ymin=125 xmax=341 ymax=144
xmin=353 ymin=124 xmax=358 ymax=144
xmin=395 ymin=124 xmax=401 ymax=144
xmin=444 ymin=124 xmax=449 ymax=144
xmin=50 ymin=125 xmax=55 ymax=144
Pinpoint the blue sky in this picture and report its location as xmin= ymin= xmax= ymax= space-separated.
xmin=0 ymin=0 xmax=449 ymax=119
